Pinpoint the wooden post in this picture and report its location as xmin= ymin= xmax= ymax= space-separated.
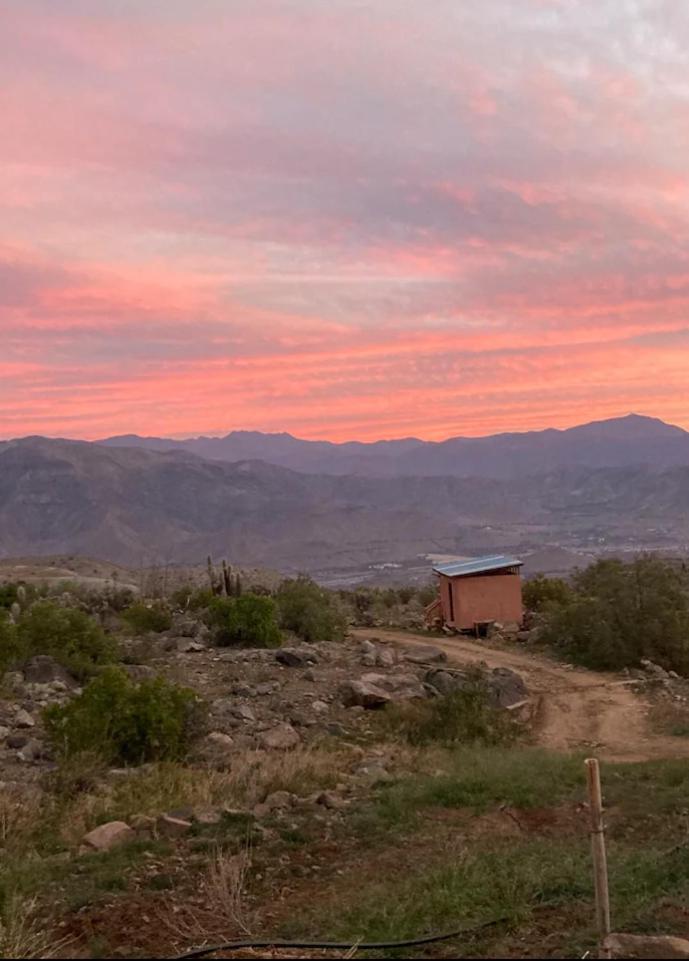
xmin=585 ymin=758 xmax=612 ymax=959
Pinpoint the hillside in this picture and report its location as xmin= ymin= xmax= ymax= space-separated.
xmin=2 ymin=436 xmax=689 ymax=571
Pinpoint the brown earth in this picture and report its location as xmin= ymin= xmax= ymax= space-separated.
xmin=353 ymin=628 xmax=689 ymax=763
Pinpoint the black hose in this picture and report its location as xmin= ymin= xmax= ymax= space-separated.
xmin=171 ymin=915 xmax=508 ymax=959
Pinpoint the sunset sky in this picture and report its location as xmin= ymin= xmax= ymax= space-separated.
xmin=2 ymin=0 xmax=689 ymax=441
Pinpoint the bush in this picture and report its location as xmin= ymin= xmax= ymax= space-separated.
xmin=121 ymin=601 xmax=172 ymax=635
xmin=170 ymin=586 xmax=214 ymax=611
xmin=44 ymin=667 xmax=204 ymax=764
xmin=384 ymin=674 xmax=517 ymax=747
xmin=16 ymin=602 xmax=117 ymax=680
xmin=206 ymin=594 xmax=281 ymax=647
xmin=276 ymin=577 xmax=346 ymax=642
xmin=522 ymin=574 xmax=572 ymax=612
xmin=539 ymin=556 xmax=689 ymax=673
xmin=0 ymin=614 xmax=22 ymax=677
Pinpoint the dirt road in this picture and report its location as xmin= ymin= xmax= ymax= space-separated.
xmin=353 ymin=628 xmax=689 ymax=762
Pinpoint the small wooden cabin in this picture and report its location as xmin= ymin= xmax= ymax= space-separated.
xmin=430 ymin=555 xmax=523 ymax=633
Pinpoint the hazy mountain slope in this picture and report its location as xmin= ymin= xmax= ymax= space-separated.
xmin=99 ymin=414 xmax=689 ymax=477
xmin=2 ymin=437 xmax=689 ymax=570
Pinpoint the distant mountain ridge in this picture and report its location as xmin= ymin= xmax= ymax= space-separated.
xmin=1 ymin=432 xmax=689 ymax=571
xmin=98 ymin=414 xmax=689 ymax=478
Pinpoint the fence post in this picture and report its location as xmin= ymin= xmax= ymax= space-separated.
xmin=585 ymin=757 xmax=612 ymax=959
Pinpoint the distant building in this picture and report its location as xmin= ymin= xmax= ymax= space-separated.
xmin=427 ymin=554 xmax=523 ymax=633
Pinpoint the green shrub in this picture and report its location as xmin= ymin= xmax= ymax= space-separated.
xmin=206 ymin=594 xmax=281 ymax=648
xmin=384 ymin=675 xmax=517 ymax=747
xmin=539 ymin=556 xmax=689 ymax=673
xmin=522 ymin=574 xmax=572 ymax=612
xmin=0 ymin=614 xmax=22 ymax=677
xmin=16 ymin=602 xmax=117 ymax=681
xmin=44 ymin=667 xmax=204 ymax=764
xmin=121 ymin=601 xmax=172 ymax=635
xmin=276 ymin=577 xmax=346 ymax=642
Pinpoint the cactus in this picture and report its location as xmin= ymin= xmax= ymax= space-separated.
xmin=9 ymin=601 xmax=21 ymax=623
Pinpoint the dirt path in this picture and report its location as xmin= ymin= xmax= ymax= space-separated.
xmin=353 ymin=628 xmax=689 ymax=762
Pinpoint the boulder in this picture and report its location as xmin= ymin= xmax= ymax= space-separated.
xmin=339 ymin=679 xmax=391 ymax=710
xmin=360 ymin=672 xmax=426 ymax=699
xmin=275 ymin=647 xmax=319 ymax=667
xmin=83 ymin=821 xmax=135 ymax=852
xmin=157 ymin=814 xmax=193 ymax=838
xmin=258 ymin=723 xmax=300 ymax=750
xmin=23 ymin=655 xmax=75 ymax=686
xmin=487 ymin=668 xmax=529 ymax=708
xmin=316 ymin=790 xmax=347 ymax=811
xmin=403 ymin=645 xmax=448 ymax=664
xmin=375 ymin=648 xmax=396 ymax=668
xmin=204 ymin=731 xmax=234 ymax=749
xmin=14 ymin=709 xmax=35 ymax=729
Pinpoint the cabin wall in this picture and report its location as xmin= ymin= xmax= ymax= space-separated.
xmin=440 ymin=572 xmax=522 ymax=630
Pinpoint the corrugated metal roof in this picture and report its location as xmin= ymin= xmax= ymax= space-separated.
xmin=432 ymin=554 xmax=523 ymax=578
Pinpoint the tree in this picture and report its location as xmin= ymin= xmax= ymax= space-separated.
xmin=207 ymin=594 xmax=281 ymax=647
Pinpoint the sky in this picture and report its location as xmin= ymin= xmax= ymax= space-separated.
xmin=2 ymin=0 xmax=689 ymax=442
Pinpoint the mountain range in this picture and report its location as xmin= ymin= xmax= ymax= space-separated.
xmin=1 ymin=414 xmax=689 ymax=574
xmin=99 ymin=414 xmax=689 ymax=478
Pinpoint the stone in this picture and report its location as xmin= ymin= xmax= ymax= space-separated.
xmin=359 ymin=640 xmax=376 ymax=655
xmin=487 ymin=668 xmax=529 ymax=708
xmin=263 ymin=790 xmax=296 ymax=811
xmin=129 ymin=814 xmax=156 ymax=838
xmin=156 ymin=814 xmax=193 ymax=838
xmin=303 ymin=668 xmax=317 ymax=682
xmin=275 ymin=646 xmax=318 ymax=667
xmin=360 ymin=672 xmax=426 ymax=699
xmin=17 ymin=739 xmax=44 ymax=762
xmin=205 ymin=731 xmax=234 ymax=749
xmin=83 ymin=821 xmax=135 ymax=852
xmin=13 ymin=709 xmax=35 ymax=729
xmin=255 ymin=682 xmax=275 ymax=696
xmin=194 ymin=808 xmax=224 ymax=826
xmin=339 ymin=679 xmax=391 ymax=710
xmin=516 ymin=630 xmax=532 ymax=643
xmin=641 ymin=658 xmax=670 ymax=680
xmin=0 ymin=725 xmax=9 ymax=740
xmin=361 ymin=653 xmax=377 ymax=667
xmin=258 ymin=723 xmax=300 ymax=750
xmin=316 ymin=790 xmax=347 ymax=810
xmin=177 ymin=639 xmax=206 ymax=653
xmin=311 ymin=700 xmax=329 ymax=714
xmin=232 ymin=703 xmax=256 ymax=722
xmin=375 ymin=648 xmax=396 ymax=668
xmin=402 ymin=645 xmax=447 ymax=664
xmin=23 ymin=655 xmax=75 ymax=686
xmin=171 ymin=615 xmax=201 ymax=638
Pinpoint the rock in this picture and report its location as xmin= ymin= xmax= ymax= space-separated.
xmin=275 ymin=647 xmax=318 ymax=667
xmin=157 ymin=814 xmax=193 ymax=838
xmin=194 ymin=808 xmax=224 ymax=826
xmin=303 ymin=669 xmax=317 ymax=682
xmin=0 ymin=725 xmax=9 ymax=740
xmin=6 ymin=733 xmax=29 ymax=749
xmin=339 ymin=679 xmax=391 ymax=710
xmin=359 ymin=640 xmax=376 ymax=655
xmin=403 ymin=645 xmax=447 ymax=664
xmin=263 ymin=790 xmax=296 ymax=811
xmin=316 ymin=791 xmax=347 ymax=811
xmin=23 ymin=655 xmax=75 ymax=686
xmin=360 ymin=672 xmax=426 ymax=699
xmin=424 ymin=668 xmax=465 ymax=696
xmin=516 ymin=630 xmax=532 ymax=643
xmin=177 ymin=639 xmax=206 ymax=653
xmin=604 ymin=933 xmax=689 ymax=958
xmin=13 ymin=709 xmax=35 ymax=729
xmin=225 ymin=703 xmax=256 ymax=722
xmin=258 ymin=723 xmax=300 ymax=750
xmin=83 ymin=821 xmax=136 ymax=852
xmin=171 ymin=615 xmax=201 ymax=638
xmin=255 ymin=682 xmax=276 ymax=696
xmin=326 ymin=722 xmax=347 ymax=737
xmin=129 ymin=814 xmax=156 ymax=838
xmin=205 ymin=731 xmax=234 ymax=749
xmin=641 ymin=658 xmax=670 ymax=680
xmin=487 ymin=668 xmax=529 ymax=708
xmin=17 ymin=739 xmax=44 ymax=762
xmin=311 ymin=700 xmax=329 ymax=714
xmin=361 ymin=653 xmax=377 ymax=667
xmin=375 ymin=648 xmax=395 ymax=668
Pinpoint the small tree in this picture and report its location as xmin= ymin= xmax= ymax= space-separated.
xmin=0 ymin=613 xmax=22 ymax=676
xmin=44 ymin=667 xmax=204 ymax=764
xmin=207 ymin=594 xmax=281 ymax=648
xmin=16 ymin=602 xmax=117 ymax=680
xmin=523 ymin=575 xmax=572 ymax=612
xmin=276 ymin=577 xmax=346 ymax=642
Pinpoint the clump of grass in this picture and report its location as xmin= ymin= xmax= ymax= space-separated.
xmin=0 ymin=896 xmax=71 ymax=959
xmin=382 ymin=680 xmax=519 ymax=748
